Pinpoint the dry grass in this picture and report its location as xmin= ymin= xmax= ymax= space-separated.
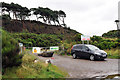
xmin=3 ymin=53 xmax=68 ymax=78
xmin=102 ymin=37 xmax=118 ymax=41
xmin=104 ymin=48 xmax=120 ymax=59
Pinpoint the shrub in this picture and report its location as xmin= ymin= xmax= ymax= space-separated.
xmin=1 ymin=14 xmax=11 ymax=20
xmin=102 ymin=30 xmax=120 ymax=38
xmin=2 ymin=29 xmax=22 ymax=69
xmin=11 ymin=32 xmax=62 ymax=47
xmin=74 ymin=33 xmax=82 ymax=41
xmin=91 ymin=35 xmax=103 ymax=42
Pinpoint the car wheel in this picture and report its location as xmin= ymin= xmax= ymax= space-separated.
xmin=73 ymin=53 xmax=77 ymax=59
xmin=90 ymin=55 xmax=95 ymax=61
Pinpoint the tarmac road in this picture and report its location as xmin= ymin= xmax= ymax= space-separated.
xmin=36 ymin=53 xmax=119 ymax=79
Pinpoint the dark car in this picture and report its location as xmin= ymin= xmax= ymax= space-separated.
xmin=71 ymin=44 xmax=107 ymax=61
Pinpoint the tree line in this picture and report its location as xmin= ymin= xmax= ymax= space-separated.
xmin=1 ymin=2 xmax=66 ymax=26
xmin=102 ymin=30 xmax=120 ymax=38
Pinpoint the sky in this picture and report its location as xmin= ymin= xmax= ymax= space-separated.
xmin=1 ymin=0 xmax=120 ymax=36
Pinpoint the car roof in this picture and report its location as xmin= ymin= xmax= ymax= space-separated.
xmin=73 ymin=44 xmax=93 ymax=47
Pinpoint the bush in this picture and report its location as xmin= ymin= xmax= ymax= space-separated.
xmin=90 ymin=35 xmax=119 ymax=49
xmin=11 ymin=32 xmax=62 ymax=47
xmin=74 ymin=33 xmax=82 ymax=41
xmin=0 ymin=14 xmax=11 ymax=20
xmin=91 ymin=35 xmax=103 ymax=42
xmin=2 ymin=29 xmax=22 ymax=69
xmin=102 ymin=30 xmax=120 ymax=38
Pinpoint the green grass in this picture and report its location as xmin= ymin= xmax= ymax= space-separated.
xmin=2 ymin=53 xmax=68 ymax=78
xmin=0 ymin=74 xmax=2 ymax=80
xmin=104 ymin=48 xmax=120 ymax=59
xmin=2 ymin=67 xmax=19 ymax=78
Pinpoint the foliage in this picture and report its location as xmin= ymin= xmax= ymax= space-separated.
xmin=104 ymin=48 xmax=120 ymax=59
xmin=102 ymin=30 xmax=120 ymax=38
xmin=30 ymin=7 xmax=66 ymax=25
xmin=2 ymin=53 xmax=68 ymax=78
xmin=91 ymin=35 xmax=103 ymax=42
xmin=0 ymin=14 xmax=11 ymax=20
xmin=2 ymin=29 xmax=22 ymax=69
xmin=55 ymin=34 xmax=120 ymax=55
xmin=74 ymin=33 xmax=82 ymax=41
xmin=11 ymin=32 xmax=63 ymax=47
xmin=1 ymin=2 xmax=66 ymax=26
xmin=12 ymin=31 xmax=119 ymax=55
xmin=90 ymin=36 xmax=119 ymax=50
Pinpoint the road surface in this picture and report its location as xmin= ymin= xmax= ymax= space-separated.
xmin=35 ymin=53 xmax=119 ymax=79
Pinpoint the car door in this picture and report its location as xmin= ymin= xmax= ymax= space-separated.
xmin=74 ymin=45 xmax=82 ymax=57
xmin=82 ymin=46 xmax=91 ymax=58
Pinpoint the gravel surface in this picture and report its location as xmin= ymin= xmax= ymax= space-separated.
xmin=36 ymin=53 xmax=119 ymax=79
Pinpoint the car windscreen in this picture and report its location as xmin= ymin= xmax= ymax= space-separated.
xmin=86 ymin=45 xmax=100 ymax=51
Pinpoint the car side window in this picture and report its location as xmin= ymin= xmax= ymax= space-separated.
xmin=74 ymin=45 xmax=82 ymax=49
xmin=83 ymin=46 xmax=89 ymax=51
xmin=73 ymin=46 xmax=78 ymax=49
xmin=76 ymin=46 xmax=82 ymax=49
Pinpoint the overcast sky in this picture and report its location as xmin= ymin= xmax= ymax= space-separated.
xmin=1 ymin=0 xmax=120 ymax=36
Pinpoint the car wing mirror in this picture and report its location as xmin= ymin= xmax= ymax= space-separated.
xmin=86 ymin=48 xmax=90 ymax=51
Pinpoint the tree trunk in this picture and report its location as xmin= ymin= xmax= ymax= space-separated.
xmin=62 ymin=17 xmax=65 ymax=25
xmin=36 ymin=15 xmax=38 ymax=21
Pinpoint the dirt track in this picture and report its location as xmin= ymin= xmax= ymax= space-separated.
xmin=37 ymin=54 xmax=119 ymax=79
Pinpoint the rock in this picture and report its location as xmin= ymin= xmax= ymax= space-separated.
xmin=45 ymin=59 xmax=51 ymax=64
xmin=34 ymin=58 xmax=39 ymax=63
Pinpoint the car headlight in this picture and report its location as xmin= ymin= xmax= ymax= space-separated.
xmin=95 ymin=52 xmax=101 ymax=55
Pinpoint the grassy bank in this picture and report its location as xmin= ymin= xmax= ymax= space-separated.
xmin=104 ymin=48 xmax=120 ymax=59
xmin=3 ymin=52 xmax=68 ymax=78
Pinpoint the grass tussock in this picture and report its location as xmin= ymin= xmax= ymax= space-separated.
xmin=3 ymin=53 xmax=68 ymax=78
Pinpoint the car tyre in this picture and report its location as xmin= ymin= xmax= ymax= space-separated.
xmin=90 ymin=55 xmax=95 ymax=61
xmin=73 ymin=53 xmax=77 ymax=59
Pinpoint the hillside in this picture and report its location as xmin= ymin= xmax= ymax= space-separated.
xmin=2 ymin=19 xmax=79 ymax=37
xmin=102 ymin=30 xmax=120 ymax=38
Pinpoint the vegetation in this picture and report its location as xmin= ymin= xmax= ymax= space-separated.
xmin=2 ymin=29 xmax=68 ymax=78
xmin=1 ymin=2 xmax=66 ymax=26
xmin=11 ymin=32 xmax=63 ymax=47
xmin=1 ymin=1 xmax=120 ymax=79
xmin=2 ymin=19 xmax=78 ymax=37
xmin=3 ymin=53 xmax=68 ymax=78
xmin=90 ymin=35 xmax=120 ymax=50
xmin=2 ymin=29 xmax=22 ymax=73
xmin=63 ymin=35 xmax=119 ymax=53
xmin=105 ymin=48 xmax=120 ymax=59
xmin=10 ymin=31 xmax=120 ymax=57
xmin=90 ymin=36 xmax=120 ymax=59
xmin=102 ymin=30 xmax=120 ymax=38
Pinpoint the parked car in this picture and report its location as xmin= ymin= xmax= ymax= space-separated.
xmin=71 ymin=44 xmax=107 ymax=61
xmin=41 ymin=51 xmax=54 ymax=57
xmin=32 ymin=47 xmax=54 ymax=57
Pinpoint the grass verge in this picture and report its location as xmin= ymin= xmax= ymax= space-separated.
xmin=2 ymin=52 xmax=68 ymax=78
